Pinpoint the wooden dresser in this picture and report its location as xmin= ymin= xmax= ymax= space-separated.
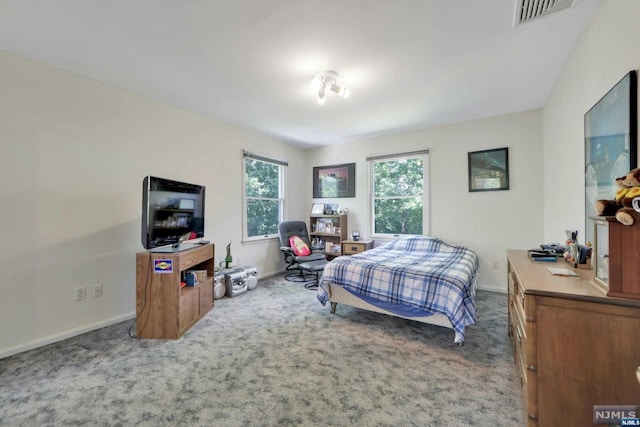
xmin=507 ymin=250 xmax=640 ymax=426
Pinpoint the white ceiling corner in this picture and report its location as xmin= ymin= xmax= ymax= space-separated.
xmin=0 ymin=0 xmax=602 ymax=148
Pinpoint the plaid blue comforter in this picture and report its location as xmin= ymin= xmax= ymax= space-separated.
xmin=318 ymin=236 xmax=479 ymax=343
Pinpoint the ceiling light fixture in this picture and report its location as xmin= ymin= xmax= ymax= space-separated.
xmin=310 ymin=70 xmax=350 ymax=105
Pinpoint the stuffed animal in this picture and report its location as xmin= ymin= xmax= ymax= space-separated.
xmin=594 ymin=167 xmax=640 ymax=225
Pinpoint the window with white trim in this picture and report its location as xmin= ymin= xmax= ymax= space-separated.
xmin=369 ymin=151 xmax=429 ymax=237
xmin=243 ymin=151 xmax=286 ymax=241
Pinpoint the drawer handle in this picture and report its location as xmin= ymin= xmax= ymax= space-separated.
xmin=350 ymin=246 xmax=358 ymax=251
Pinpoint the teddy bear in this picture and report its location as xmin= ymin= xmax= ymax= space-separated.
xmin=594 ymin=167 xmax=640 ymax=225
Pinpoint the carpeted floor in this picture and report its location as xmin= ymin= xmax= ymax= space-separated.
xmin=0 ymin=274 xmax=524 ymax=426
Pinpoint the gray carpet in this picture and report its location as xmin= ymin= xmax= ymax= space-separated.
xmin=0 ymin=274 xmax=523 ymax=426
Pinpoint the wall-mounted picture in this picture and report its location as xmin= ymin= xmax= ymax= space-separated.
xmin=584 ymin=70 xmax=637 ymax=246
xmin=468 ymin=147 xmax=509 ymax=192
xmin=313 ymin=163 xmax=356 ymax=198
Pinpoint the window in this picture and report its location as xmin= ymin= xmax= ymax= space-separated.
xmin=369 ymin=151 xmax=429 ymax=237
xmin=243 ymin=151 xmax=286 ymax=241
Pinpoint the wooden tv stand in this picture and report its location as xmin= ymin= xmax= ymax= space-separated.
xmin=135 ymin=243 xmax=215 ymax=339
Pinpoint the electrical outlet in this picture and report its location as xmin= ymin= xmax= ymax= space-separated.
xmin=93 ymin=283 xmax=103 ymax=298
xmin=75 ymin=286 xmax=87 ymax=301
xmin=492 ymin=259 xmax=499 ymax=269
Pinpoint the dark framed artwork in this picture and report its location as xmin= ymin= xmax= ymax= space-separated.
xmin=313 ymin=163 xmax=356 ymax=198
xmin=585 ymin=70 xmax=637 ymax=246
xmin=468 ymin=148 xmax=509 ymax=192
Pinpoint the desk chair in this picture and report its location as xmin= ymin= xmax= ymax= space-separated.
xmin=278 ymin=221 xmax=328 ymax=289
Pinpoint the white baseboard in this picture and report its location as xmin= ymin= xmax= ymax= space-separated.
xmin=477 ymin=283 xmax=506 ymax=293
xmin=257 ymin=270 xmax=283 ymax=279
xmin=0 ymin=312 xmax=135 ymax=360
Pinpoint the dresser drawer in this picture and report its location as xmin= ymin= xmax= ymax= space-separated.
xmin=514 ymin=293 xmax=527 ymax=362
xmin=510 ymin=309 xmax=527 ymax=419
xmin=514 ymin=314 xmax=527 ymax=367
xmin=509 ymin=271 xmax=524 ymax=308
xmin=514 ymin=291 xmax=526 ymax=337
xmin=508 ymin=258 xmax=528 ymax=417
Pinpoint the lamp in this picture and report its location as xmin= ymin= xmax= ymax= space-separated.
xmin=310 ymin=70 xmax=350 ymax=105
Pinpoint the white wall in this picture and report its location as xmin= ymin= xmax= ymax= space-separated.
xmin=306 ymin=110 xmax=544 ymax=291
xmin=543 ymin=0 xmax=640 ymax=242
xmin=0 ymin=51 xmax=307 ymax=358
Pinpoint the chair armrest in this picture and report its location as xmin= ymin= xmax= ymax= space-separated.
xmin=280 ymin=246 xmax=294 ymax=253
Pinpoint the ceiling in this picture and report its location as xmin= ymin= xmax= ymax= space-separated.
xmin=0 ymin=0 xmax=601 ymax=148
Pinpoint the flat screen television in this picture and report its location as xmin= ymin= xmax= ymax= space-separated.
xmin=141 ymin=176 xmax=206 ymax=252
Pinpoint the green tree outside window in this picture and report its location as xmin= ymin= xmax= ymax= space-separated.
xmin=372 ymin=157 xmax=425 ymax=235
xmin=245 ymin=158 xmax=283 ymax=238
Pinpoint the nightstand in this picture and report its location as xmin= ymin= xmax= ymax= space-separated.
xmin=341 ymin=239 xmax=373 ymax=255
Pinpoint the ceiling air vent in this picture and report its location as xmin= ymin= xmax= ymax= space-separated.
xmin=513 ymin=0 xmax=575 ymax=27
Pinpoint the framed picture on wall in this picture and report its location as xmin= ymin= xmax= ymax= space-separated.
xmin=584 ymin=70 xmax=637 ymax=246
xmin=468 ymin=148 xmax=510 ymax=192
xmin=312 ymin=163 xmax=356 ymax=198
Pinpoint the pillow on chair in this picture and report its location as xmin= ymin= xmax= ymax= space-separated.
xmin=289 ymin=235 xmax=311 ymax=256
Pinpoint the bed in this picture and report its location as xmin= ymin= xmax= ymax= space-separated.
xmin=317 ymin=236 xmax=479 ymax=343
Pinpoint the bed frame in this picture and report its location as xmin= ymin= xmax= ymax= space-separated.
xmin=327 ymin=284 xmax=459 ymax=342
